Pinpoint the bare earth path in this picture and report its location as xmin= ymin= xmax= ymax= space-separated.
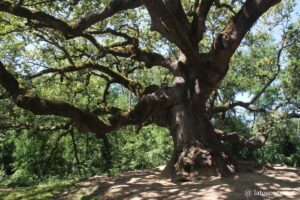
xmin=57 ymin=165 xmax=300 ymax=200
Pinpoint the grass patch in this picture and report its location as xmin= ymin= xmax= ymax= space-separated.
xmin=0 ymin=180 xmax=75 ymax=200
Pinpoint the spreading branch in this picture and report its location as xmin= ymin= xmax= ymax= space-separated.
xmin=106 ymin=46 xmax=175 ymax=71
xmin=164 ymin=0 xmax=190 ymax=32
xmin=0 ymin=0 xmax=143 ymax=37
xmin=214 ymin=0 xmax=236 ymax=15
xmin=209 ymin=0 xmax=282 ymax=83
xmin=210 ymin=38 xmax=294 ymax=116
xmin=0 ymin=61 xmax=182 ymax=138
xmin=213 ymin=129 xmax=269 ymax=150
xmin=143 ymin=0 xmax=199 ymax=63
xmin=29 ymin=63 xmax=142 ymax=96
xmin=190 ymin=0 xmax=214 ymax=44
xmin=34 ymin=26 xmax=174 ymax=71
xmin=287 ymin=112 xmax=300 ymax=119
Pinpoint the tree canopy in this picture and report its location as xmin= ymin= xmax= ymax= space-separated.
xmin=0 ymin=0 xmax=299 ymax=183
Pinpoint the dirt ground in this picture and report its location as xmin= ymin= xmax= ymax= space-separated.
xmin=57 ymin=164 xmax=300 ymax=200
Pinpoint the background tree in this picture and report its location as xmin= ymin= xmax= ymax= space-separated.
xmin=0 ymin=0 xmax=299 ymax=181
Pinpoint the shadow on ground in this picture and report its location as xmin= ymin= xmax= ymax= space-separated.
xmin=55 ymin=165 xmax=300 ymax=200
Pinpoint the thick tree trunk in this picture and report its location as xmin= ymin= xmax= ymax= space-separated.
xmin=162 ymin=101 xmax=237 ymax=181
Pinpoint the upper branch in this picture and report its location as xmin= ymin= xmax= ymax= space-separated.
xmin=164 ymin=0 xmax=190 ymax=32
xmin=87 ymin=27 xmax=176 ymax=70
xmin=143 ymin=0 xmax=198 ymax=62
xmin=29 ymin=63 xmax=142 ymax=96
xmin=107 ymin=46 xmax=175 ymax=71
xmin=210 ymin=38 xmax=294 ymax=116
xmin=73 ymin=0 xmax=143 ymax=32
xmin=0 ymin=1 xmax=176 ymax=71
xmin=209 ymin=0 xmax=282 ymax=82
xmin=190 ymin=0 xmax=214 ymax=45
xmin=0 ymin=0 xmax=143 ymax=37
xmin=214 ymin=0 xmax=236 ymax=15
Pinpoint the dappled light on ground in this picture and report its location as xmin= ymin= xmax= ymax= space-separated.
xmin=53 ymin=164 xmax=300 ymax=200
xmin=0 ymin=165 xmax=299 ymax=199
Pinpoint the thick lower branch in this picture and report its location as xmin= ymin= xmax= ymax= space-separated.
xmin=212 ymin=129 xmax=269 ymax=150
xmin=210 ymin=101 xmax=266 ymax=116
xmin=0 ymin=61 xmax=182 ymax=138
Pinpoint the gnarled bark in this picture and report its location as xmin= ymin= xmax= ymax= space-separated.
xmin=162 ymin=101 xmax=237 ymax=181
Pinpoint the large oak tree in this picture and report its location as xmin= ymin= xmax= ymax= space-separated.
xmin=0 ymin=0 xmax=298 ymax=180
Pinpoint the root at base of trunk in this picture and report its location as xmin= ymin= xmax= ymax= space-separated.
xmin=162 ymin=141 xmax=237 ymax=181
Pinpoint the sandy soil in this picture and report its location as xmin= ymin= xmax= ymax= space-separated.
xmin=57 ymin=164 xmax=300 ymax=200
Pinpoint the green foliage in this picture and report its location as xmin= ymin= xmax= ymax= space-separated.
xmin=214 ymin=109 xmax=300 ymax=167
xmin=107 ymin=125 xmax=172 ymax=174
xmin=253 ymin=113 xmax=300 ymax=167
xmin=0 ymin=124 xmax=172 ymax=187
xmin=215 ymin=116 xmax=255 ymax=160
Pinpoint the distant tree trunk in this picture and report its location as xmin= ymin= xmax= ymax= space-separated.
xmin=70 ymin=129 xmax=82 ymax=176
xmin=101 ymin=135 xmax=112 ymax=172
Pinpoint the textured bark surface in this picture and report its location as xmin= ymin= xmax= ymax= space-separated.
xmin=162 ymin=100 xmax=236 ymax=180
